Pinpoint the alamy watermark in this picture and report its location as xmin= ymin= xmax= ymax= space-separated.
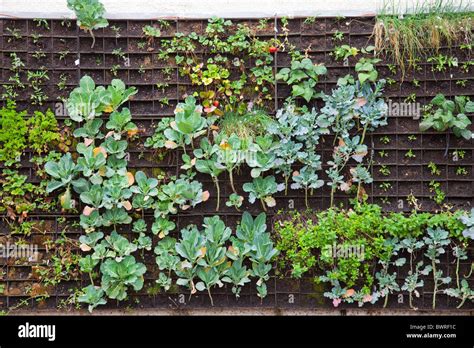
xmin=322 ymin=243 xmax=365 ymax=261
xmin=387 ymin=99 xmax=421 ymax=120
xmin=0 ymin=242 xmax=39 ymax=262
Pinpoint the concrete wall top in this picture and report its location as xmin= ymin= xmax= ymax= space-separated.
xmin=0 ymin=0 xmax=472 ymax=19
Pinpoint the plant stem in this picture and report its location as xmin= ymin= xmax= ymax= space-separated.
xmin=432 ymin=259 xmax=437 ymax=310
xmin=330 ymin=187 xmax=335 ymax=208
xmin=383 ymin=293 xmax=389 ymax=308
xmin=207 ymin=287 xmax=214 ymax=306
xmin=213 ymin=177 xmax=220 ymax=212
xmin=304 ymin=188 xmax=309 ymax=208
xmin=260 ymin=198 xmax=267 ymax=212
xmin=89 ymin=29 xmax=96 ymax=49
xmin=457 ymin=297 xmax=466 ymax=309
xmin=360 ymin=124 xmax=368 ymax=145
xmin=456 ymin=253 xmax=460 ymax=288
xmin=284 ymin=175 xmax=289 ymax=196
xmin=228 ymin=169 xmax=237 ymax=194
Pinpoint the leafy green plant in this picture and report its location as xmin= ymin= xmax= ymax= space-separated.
xmin=0 ymin=101 xmax=27 ymax=166
xmin=423 ymin=228 xmax=452 ymax=309
xmin=100 ymin=255 xmax=146 ymax=300
xmin=420 ymin=94 xmax=473 ymax=140
xmin=243 ymin=176 xmax=284 ymax=211
xmin=398 ymin=237 xmax=426 ymax=310
xmin=459 ymin=208 xmax=474 ymax=240
xmin=67 ymin=0 xmax=109 ymax=48
xmin=332 ymin=45 xmax=359 ymax=61
xmin=276 ymin=57 xmax=327 ymax=102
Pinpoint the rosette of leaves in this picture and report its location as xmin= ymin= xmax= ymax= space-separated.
xmin=130 ymin=171 xmax=159 ymax=211
xmin=230 ymin=212 xmax=279 ymax=299
xmin=45 ymin=153 xmax=83 ymax=210
xmin=100 ymin=255 xmax=146 ymax=301
xmin=276 ymin=56 xmax=327 ymax=102
xmin=350 ymin=164 xmax=373 ymax=202
xmin=266 ymin=106 xmax=309 ymax=194
xmin=67 ymin=76 xmax=137 ymax=124
xmin=78 ymin=285 xmax=107 ymax=313
xmin=225 ymin=193 xmax=244 ymax=211
xmin=246 ymin=135 xmax=277 ymax=179
xmin=319 ymin=84 xmax=357 ymax=139
xmin=356 ymin=80 xmax=388 ymax=141
xmin=67 ymin=0 xmax=109 ymax=48
xmin=106 ymin=108 xmax=138 ymax=140
xmin=155 ymin=176 xmax=209 ymax=216
xmin=163 ymin=96 xmax=207 ymax=153
xmin=420 ymin=94 xmax=474 ymax=140
xmin=243 ymin=176 xmax=285 ymax=212
xmin=290 ymin=166 xmax=324 ymax=208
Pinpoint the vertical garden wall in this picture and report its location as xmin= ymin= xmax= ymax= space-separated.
xmin=0 ymin=2 xmax=473 ymax=313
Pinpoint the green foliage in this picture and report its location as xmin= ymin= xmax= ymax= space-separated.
xmin=160 ymin=17 xmax=276 ymax=110
xmin=460 ymin=208 xmax=474 ymax=239
xmin=154 ymin=213 xmax=277 ymax=302
xmin=27 ymin=109 xmax=60 ymax=155
xmin=274 ymin=203 xmax=466 ymax=297
xmin=243 ymin=176 xmax=284 ymax=212
xmin=276 ymin=57 xmax=327 ymax=102
xmin=420 ymin=94 xmax=473 ymax=140
xmin=0 ymin=101 xmax=27 ymax=166
xmin=67 ymin=0 xmax=108 ymax=48
xmin=100 ymin=255 xmax=146 ymax=300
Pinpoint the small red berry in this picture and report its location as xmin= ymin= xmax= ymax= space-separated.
xmin=213 ymin=100 xmax=219 ymax=107
xmin=269 ymin=46 xmax=278 ymax=54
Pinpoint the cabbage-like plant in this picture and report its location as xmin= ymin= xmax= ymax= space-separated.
xmin=163 ymin=96 xmax=207 ymax=153
xmin=459 ymin=208 xmax=474 ymax=240
xmin=290 ymin=167 xmax=324 ymax=208
xmin=243 ymin=176 xmax=284 ymax=211
xmin=106 ymin=108 xmax=137 ymax=139
xmin=100 ymin=255 xmax=146 ymax=301
xmin=67 ymin=0 xmax=108 ymax=48
xmin=423 ymin=228 xmax=452 ymax=309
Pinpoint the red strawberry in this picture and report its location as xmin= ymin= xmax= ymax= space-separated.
xmin=213 ymin=100 xmax=219 ymax=107
xmin=269 ymin=46 xmax=278 ymax=53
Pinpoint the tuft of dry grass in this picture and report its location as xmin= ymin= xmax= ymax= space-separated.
xmin=373 ymin=0 xmax=473 ymax=77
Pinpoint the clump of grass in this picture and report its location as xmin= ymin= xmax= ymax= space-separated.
xmin=218 ymin=109 xmax=275 ymax=139
xmin=373 ymin=0 xmax=473 ymax=77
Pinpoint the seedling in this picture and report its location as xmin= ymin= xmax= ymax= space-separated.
xmin=379 ymin=165 xmax=391 ymax=176
xmin=427 ymin=162 xmax=441 ymax=176
xmin=455 ymin=166 xmax=468 ymax=176
xmin=380 ymin=136 xmax=391 ymax=145
xmin=428 ymin=181 xmax=446 ymax=205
